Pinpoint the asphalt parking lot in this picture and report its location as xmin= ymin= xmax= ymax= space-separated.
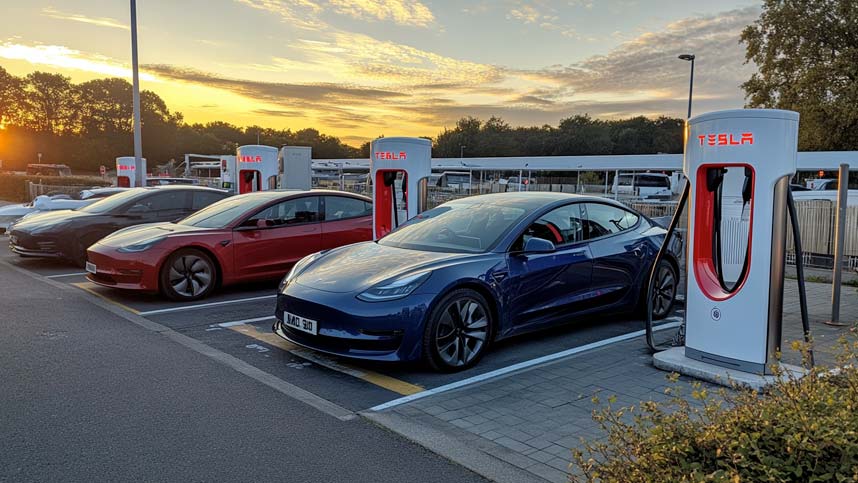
xmin=0 ymin=241 xmax=683 ymax=416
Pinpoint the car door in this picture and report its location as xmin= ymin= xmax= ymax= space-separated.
xmin=503 ymin=202 xmax=594 ymax=330
xmin=232 ymin=196 xmax=322 ymax=280
xmin=320 ymin=195 xmax=372 ymax=249
xmin=124 ymin=190 xmax=192 ymax=225
xmin=581 ymin=202 xmax=649 ymax=308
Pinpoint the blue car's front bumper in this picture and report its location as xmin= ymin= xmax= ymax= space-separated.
xmin=273 ymin=281 xmax=435 ymax=362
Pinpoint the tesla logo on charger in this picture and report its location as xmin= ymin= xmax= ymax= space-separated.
xmin=117 ymin=165 xmax=135 ymax=170
xmin=698 ymin=132 xmax=754 ymax=146
xmin=238 ymin=155 xmax=263 ymax=163
xmin=375 ymin=151 xmax=407 ymax=160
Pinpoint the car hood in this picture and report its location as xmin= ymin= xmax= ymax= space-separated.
xmin=10 ymin=209 xmax=92 ymax=232
xmin=98 ymin=222 xmax=211 ymax=247
xmin=295 ymin=242 xmax=465 ymax=293
xmin=0 ymin=203 xmax=34 ymax=217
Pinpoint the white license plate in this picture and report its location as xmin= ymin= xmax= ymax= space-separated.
xmin=283 ymin=311 xmax=317 ymax=335
xmin=85 ymin=262 xmax=97 ymax=274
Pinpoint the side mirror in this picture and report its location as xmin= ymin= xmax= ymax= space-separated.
xmin=127 ymin=204 xmax=151 ymax=214
xmin=256 ymin=219 xmax=273 ymax=228
xmin=523 ymin=237 xmax=556 ymax=254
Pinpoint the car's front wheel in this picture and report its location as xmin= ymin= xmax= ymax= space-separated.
xmin=423 ymin=288 xmax=493 ymax=372
xmin=160 ymin=248 xmax=217 ymax=301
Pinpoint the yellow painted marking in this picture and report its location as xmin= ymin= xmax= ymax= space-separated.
xmin=229 ymin=324 xmax=424 ymax=396
xmin=71 ymin=282 xmax=141 ymax=315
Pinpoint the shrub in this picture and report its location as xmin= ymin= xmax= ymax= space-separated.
xmin=571 ymin=339 xmax=858 ymax=482
xmin=0 ymin=173 xmax=111 ymax=202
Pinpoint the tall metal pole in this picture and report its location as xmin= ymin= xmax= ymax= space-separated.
xmin=827 ymin=163 xmax=850 ymax=326
xmin=686 ymin=58 xmax=694 ymax=119
xmin=130 ymin=0 xmax=143 ymax=180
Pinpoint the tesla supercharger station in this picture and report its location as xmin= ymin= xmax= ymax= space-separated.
xmin=236 ymin=145 xmax=278 ymax=194
xmin=278 ymin=146 xmax=312 ymax=190
xmin=370 ymin=137 xmax=432 ymax=240
xmin=116 ymin=156 xmax=146 ymax=187
xmin=219 ymin=155 xmax=236 ymax=192
xmin=683 ymin=109 xmax=799 ymax=375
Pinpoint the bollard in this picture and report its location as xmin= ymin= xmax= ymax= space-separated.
xmin=826 ymin=163 xmax=850 ymax=326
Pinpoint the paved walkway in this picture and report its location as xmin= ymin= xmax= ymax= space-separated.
xmin=377 ymin=281 xmax=858 ymax=483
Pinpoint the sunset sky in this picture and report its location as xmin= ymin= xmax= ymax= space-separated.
xmin=0 ymin=0 xmax=760 ymax=145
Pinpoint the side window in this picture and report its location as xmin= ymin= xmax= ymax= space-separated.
xmin=192 ymin=191 xmax=226 ymax=210
xmin=325 ymin=196 xmax=371 ymax=221
xmin=129 ymin=191 xmax=188 ymax=213
xmin=582 ymin=203 xmax=639 ymax=239
xmin=513 ymin=203 xmax=585 ymax=250
xmin=246 ymin=197 xmax=319 ymax=227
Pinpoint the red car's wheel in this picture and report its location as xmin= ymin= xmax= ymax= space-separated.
xmin=160 ymin=248 xmax=217 ymax=301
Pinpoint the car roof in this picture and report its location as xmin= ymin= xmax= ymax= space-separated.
xmin=140 ymin=185 xmax=226 ymax=193
xmin=232 ymin=189 xmax=371 ymax=202
xmin=444 ymin=191 xmax=626 ymax=210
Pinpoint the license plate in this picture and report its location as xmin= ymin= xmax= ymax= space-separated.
xmin=283 ymin=311 xmax=317 ymax=335
xmin=85 ymin=262 xmax=97 ymax=274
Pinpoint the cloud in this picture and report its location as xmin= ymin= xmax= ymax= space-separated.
xmin=0 ymin=42 xmax=157 ymax=81
xmin=234 ymin=0 xmax=434 ymax=28
xmin=521 ymin=6 xmax=759 ymax=100
xmin=41 ymin=7 xmax=128 ymax=30
xmin=328 ymin=0 xmax=435 ymax=27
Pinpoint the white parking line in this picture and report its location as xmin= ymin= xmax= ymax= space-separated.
xmin=45 ymin=272 xmax=88 ymax=279
xmin=369 ymin=320 xmax=682 ymax=412
xmin=217 ymin=316 xmax=275 ymax=328
xmin=138 ymin=295 xmax=277 ymax=316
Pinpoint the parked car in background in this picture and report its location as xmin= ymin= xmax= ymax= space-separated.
xmin=273 ymin=192 xmax=680 ymax=371
xmin=791 ymin=179 xmax=858 ymax=206
xmin=26 ymin=163 xmax=72 ymax=177
xmin=9 ymin=186 xmax=228 ymax=266
xmin=86 ymin=190 xmax=372 ymax=301
xmin=612 ymin=173 xmax=672 ymax=200
xmin=0 ymin=188 xmax=129 ymax=235
xmin=146 ymin=177 xmax=200 ymax=186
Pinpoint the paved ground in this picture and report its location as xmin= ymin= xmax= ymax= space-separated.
xmin=375 ymin=281 xmax=858 ymax=483
xmin=2 ymin=233 xmax=856 ymax=483
xmin=0 ymin=257 xmax=488 ymax=482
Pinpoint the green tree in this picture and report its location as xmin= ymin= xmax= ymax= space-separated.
xmin=0 ymin=65 xmax=23 ymax=128
xmin=741 ymin=0 xmax=858 ymax=150
xmin=22 ymin=72 xmax=78 ymax=134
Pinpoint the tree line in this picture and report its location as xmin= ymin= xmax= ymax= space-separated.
xmin=0 ymin=66 xmax=361 ymax=172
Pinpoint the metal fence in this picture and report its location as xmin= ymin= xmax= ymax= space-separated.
xmin=27 ymin=182 xmax=93 ymax=199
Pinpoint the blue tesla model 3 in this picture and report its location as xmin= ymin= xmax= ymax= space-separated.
xmin=274 ymin=192 xmax=679 ymax=371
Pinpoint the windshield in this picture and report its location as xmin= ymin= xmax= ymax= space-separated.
xmin=78 ymin=188 xmax=146 ymax=214
xmin=379 ymin=200 xmax=527 ymax=253
xmin=178 ymin=195 xmax=267 ymax=228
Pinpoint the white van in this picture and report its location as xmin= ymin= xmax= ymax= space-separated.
xmin=612 ymin=173 xmax=672 ymax=200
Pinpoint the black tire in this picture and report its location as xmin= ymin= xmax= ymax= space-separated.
xmin=645 ymin=259 xmax=678 ymax=320
xmin=422 ymin=288 xmax=493 ymax=372
xmin=159 ymin=248 xmax=217 ymax=301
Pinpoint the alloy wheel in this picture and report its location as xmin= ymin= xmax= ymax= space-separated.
xmin=435 ymin=297 xmax=489 ymax=367
xmin=652 ymin=263 xmax=677 ymax=318
xmin=169 ymin=254 xmax=213 ymax=298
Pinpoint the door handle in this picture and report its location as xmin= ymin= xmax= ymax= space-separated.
xmin=569 ymin=249 xmax=587 ymax=256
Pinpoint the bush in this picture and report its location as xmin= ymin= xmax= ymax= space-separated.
xmin=0 ymin=173 xmax=111 ymax=202
xmin=572 ymin=340 xmax=858 ymax=482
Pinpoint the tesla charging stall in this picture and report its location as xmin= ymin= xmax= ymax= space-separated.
xmin=116 ymin=156 xmax=146 ymax=187
xmin=278 ymin=146 xmax=312 ymax=190
xmin=651 ymin=109 xmax=806 ymax=383
xmin=370 ymin=137 xmax=431 ymax=240
xmin=236 ymin=145 xmax=278 ymax=194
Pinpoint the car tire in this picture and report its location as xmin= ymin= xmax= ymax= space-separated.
xmin=159 ymin=248 xmax=217 ymax=301
xmin=422 ymin=288 xmax=493 ymax=372
xmin=645 ymin=259 xmax=678 ymax=320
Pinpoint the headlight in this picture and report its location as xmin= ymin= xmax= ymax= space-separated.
xmin=357 ymin=271 xmax=431 ymax=302
xmin=279 ymin=251 xmax=323 ymax=291
xmin=117 ymin=237 xmax=164 ymax=253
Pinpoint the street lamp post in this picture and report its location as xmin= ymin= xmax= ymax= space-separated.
xmin=130 ymin=0 xmax=143 ymax=175
xmin=460 ymin=145 xmax=465 ymax=158
xmin=678 ymin=54 xmax=695 ymax=119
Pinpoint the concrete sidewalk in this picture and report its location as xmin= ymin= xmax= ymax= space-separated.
xmin=373 ymin=281 xmax=858 ymax=483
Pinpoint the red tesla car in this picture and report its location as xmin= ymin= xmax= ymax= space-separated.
xmin=86 ymin=190 xmax=373 ymax=301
